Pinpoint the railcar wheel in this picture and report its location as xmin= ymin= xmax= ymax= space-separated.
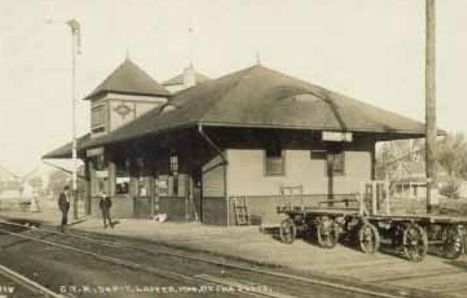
xmin=358 ymin=223 xmax=380 ymax=254
xmin=402 ymin=224 xmax=428 ymax=262
xmin=317 ymin=217 xmax=339 ymax=249
xmin=279 ymin=218 xmax=297 ymax=244
xmin=442 ymin=225 xmax=464 ymax=260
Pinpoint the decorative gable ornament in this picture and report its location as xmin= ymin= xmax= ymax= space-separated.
xmin=114 ymin=103 xmax=133 ymax=119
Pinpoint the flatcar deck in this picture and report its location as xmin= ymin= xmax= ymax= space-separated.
xmin=277 ymin=203 xmax=467 ymax=262
xmin=368 ymin=213 xmax=467 ymax=224
xmin=277 ymin=206 xmax=360 ymax=216
xmin=279 ymin=205 xmax=467 ymax=224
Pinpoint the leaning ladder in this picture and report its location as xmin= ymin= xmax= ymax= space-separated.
xmin=232 ymin=196 xmax=250 ymax=226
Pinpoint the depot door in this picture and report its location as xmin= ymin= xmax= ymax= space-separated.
xmin=193 ymin=169 xmax=203 ymax=222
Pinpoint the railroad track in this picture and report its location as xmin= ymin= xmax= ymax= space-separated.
xmin=0 ymin=222 xmax=295 ymax=298
xmin=0 ymin=220 xmax=424 ymax=298
xmin=0 ymin=263 xmax=66 ymax=298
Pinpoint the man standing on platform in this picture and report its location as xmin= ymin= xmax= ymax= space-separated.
xmin=99 ymin=193 xmax=114 ymax=228
xmin=58 ymin=185 xmax=71 ymax=231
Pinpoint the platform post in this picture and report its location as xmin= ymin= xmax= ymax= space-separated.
xmin=384 ymin=181 xmax=390 ymax=215
xmin=371 ymin=182 xmax=377 ymax=215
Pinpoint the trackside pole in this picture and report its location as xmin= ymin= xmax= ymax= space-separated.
xmin=425 ymin=0 xmax=437 ymax=214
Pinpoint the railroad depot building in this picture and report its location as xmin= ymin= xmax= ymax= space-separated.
xmin=44 ymin=59 xmax=426 ymax=225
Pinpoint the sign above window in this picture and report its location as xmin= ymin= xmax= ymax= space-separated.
xmin=322 ymin=131 xmax=353 ymax=142
xmin=86 ymin=147 xmax=104 ymax=157
xmin=96 ymin=170 xmax=108 ymax=178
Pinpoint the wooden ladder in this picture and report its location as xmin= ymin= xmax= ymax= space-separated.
xmin=232 ymin=196 xmax=250 ymax=226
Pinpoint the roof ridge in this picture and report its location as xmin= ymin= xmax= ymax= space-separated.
xmin=105 ymin=59 xmax=135 ymax=90
xmin=198 ymin=65 xmax=258 ymax=123
xmin=84 ymin=59 xmax=169 ymax=100
xmin=301 ymin=87 xmax=349 ymax=131
xmin=91 ymin=66 xmax=237 ymax=141
xmin=44 ymin=63 xmax=430 ymax=159
xmin=163 ymin=68 xmax=211 ymax=86
xmin=200 ymin=64 xmax=348 ymax=131
xmin=256 ymin=67 xmax=353 ymax=131
xmin=99 ymin=63 xmax=122 ymax=92
xmin=305 ymin=81 xmax=424 ymax=127
xmin=126 ymin=59 xmax=160 ymax=86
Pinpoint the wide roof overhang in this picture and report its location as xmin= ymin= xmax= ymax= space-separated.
xmin=42 ymin=122 xmax=437 ymax=160
xmin=43 ymin=64 xmax=442 ymax=159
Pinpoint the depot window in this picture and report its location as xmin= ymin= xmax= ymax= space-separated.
xmin=169 ymin=154 xmax=179 ymax=175
xmin=264 ymin=145 xmax=285 ymax=176
xmin=91 ymin=105 xmax=106 ymax=132
xmin=327 ymin=151 xmax=345 ymax=176
xmin=115 ymin=159 xmax=130 ymax=195
xmin=169 ymin=154 xmax=179 ymax=196
xmin=310 ymin=150 xmax=327 ymax=160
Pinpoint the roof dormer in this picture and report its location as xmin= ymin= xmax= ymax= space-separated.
xmin=85 ymin=59 xmax=170 ymax=138
xmin=162 ymin=64 xmax=210 ymax=94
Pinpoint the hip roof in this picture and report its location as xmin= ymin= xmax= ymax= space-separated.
xmin=44 ymin=64 xmax=430 ymax=159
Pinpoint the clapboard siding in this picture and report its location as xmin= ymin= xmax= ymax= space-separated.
xmin=202 ymin=155 xmax=226 ymax=197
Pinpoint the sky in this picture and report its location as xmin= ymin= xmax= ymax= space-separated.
xmin=0 ymin=0 xmax=466 ymax=175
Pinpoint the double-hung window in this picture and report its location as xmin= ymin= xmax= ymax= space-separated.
xmin=327 ymin=151 xmax=345 ymax=176
xmin=265 ymin=146 xmax=285 ymax=176
xmin=169 ymin=154 xmax=179 ymax=195
xmin=91 ymin=105 xmax=106 ymax=133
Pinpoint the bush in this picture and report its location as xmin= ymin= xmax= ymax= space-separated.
xmin=439 ymin=178 xmax=461 ymax=199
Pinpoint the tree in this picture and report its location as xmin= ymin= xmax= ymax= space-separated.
xmin=376 ymin=133 xmax=467 ymax=199
xmin=47 ymin=170 xmax=69 ymax=198
xmin=47 ymin=167 xmax=87 ymax=199
xmin=28 ymin=176 xmax=43 ymax=189
xmin=436 ymin=132 xmax=467 ymax=199
xmin=376 ymin=139 xmax=424 ymax=180
xmin=436 ymin=132 xmax=467 ymax=179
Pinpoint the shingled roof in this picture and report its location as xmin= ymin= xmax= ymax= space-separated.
xmin=43 ymin=134 xmax=91 ymax=159
xmin=44 ymin=64 xmax=429 ymax=158
xmin=84 ymin=59 xmax=170 ymax=100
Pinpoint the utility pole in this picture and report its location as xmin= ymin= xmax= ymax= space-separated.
xmin=66 ymin=19 xmax=81 ymax=220
xmin=425 ymin=0 xmax=436 ymax=213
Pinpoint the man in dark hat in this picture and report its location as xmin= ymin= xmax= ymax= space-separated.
xmin=99 ymin=193 xmax=114 ymax=228
xmin=58 ymin=185 xmax=71 ymax=230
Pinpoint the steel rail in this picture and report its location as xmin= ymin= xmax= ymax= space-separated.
xmin=0 ymin=220 xmax=408 ymax=298
xmin=0 ymin=263 xmax=68 ymax=298
xmin=0 ymin=224 xmax=285 ymax=298
xmin=48 ymin=227 xmax=408 ymax=298
xmin=0 ymin=226 xmax=198 ymax=282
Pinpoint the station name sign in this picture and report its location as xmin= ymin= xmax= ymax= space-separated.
xmin=96 ymin=170 xmax=108 ymax=178
xmin=322 ymin=131 xmax=353 ymax=142
xmin=86 ymin=147 xmax=104 ymax=157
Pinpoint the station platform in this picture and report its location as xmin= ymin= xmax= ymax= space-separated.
xmin=1 ymin=201 xmax=467 ymax=297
